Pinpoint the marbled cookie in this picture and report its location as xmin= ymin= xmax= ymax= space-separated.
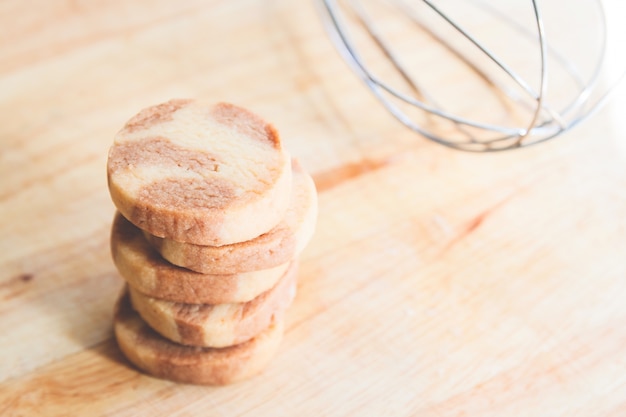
xmin=128 ymin=262 xmax=297 ymax=348
xmin=111 ymin=212 xmax=288 ymax=304
xmin=107 ymin=100 xmax=292 ymax=246
xmin=145 ymin=159 xmax=317 ymax=274
xmin=114 ymin=289 xmax=283 ymax=385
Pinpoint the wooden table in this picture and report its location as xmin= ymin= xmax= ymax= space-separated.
xmin=2 ymin=1 xmax=626 ymax=415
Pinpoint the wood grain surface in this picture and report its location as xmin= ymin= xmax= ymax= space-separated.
xmin=1 ymin=0 xmax=626 ymax=416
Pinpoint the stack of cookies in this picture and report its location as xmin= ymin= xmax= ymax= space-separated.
xmin=106 ymin=100 xmax=317 ymax=385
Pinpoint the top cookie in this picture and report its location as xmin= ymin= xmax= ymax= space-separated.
xmin=107 ymin=100 xmax=292 ymax=246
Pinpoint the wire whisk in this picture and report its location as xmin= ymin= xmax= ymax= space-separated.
xmin=319 ymin=0 xmax=626 ymax=151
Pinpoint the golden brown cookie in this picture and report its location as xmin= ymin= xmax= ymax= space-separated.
xmin=114 ymin=289 xmax=284 ymax=385
xmin=128 ymin=262 xmax=297 ymax=348
xmin=107 ymin=100 xmax=292 ymax=246
xmin=144 ymin=159 xmax=317 ymax=274
xmin=111 ymin=212 xmax=289 ymax=304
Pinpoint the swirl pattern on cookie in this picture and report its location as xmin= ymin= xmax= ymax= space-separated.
xmin=107 ymin=100 xmax=292 ymax=246
xmin=128 ymin=262 xmax=297 ymax=348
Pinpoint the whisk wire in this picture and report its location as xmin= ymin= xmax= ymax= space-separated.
xmin=319 ymin=0 xmax=625 ymax=151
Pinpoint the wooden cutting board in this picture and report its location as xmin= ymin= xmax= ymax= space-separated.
xmin=1 ymin=1 xmax=626 ymax=415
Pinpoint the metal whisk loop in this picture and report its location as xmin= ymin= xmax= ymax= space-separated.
xmin=319 ymin=0 xmax=625 ymax=151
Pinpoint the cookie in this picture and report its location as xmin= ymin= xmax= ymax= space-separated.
xmin=144 ymin=159 xmax=317 ymax=274
xmin=111 ymin=212 xmax=289 ymax=304
xmin=107 ymin=100 xmax=292 ymax=246
xmin=114 ymin=289 xmax=284 ymax=385
xmin=128 ymin=261 xmax=297 ymax=348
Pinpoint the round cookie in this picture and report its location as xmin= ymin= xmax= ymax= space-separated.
xmin=114 ymin=289 xmax=284 ymax=385
xmin=107 ymin=99 xmax=292 ymax=246
xmin=128 ymin=262 xmax=297 ymax=348
xmin=144 ymin=159 xmax=317 ymax=274
xmin=111 ymin=212 xmax=289 ymax=304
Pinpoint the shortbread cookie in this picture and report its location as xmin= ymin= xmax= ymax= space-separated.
xmin=111 ymin=212 xmax=288 ymax=304
xmin=145 ymin=159 xmax=317 ymax=274
xmin=114 ymin=289 xmax=283 ymax=385
xmin=128 ymin=262 xmax=297 ymax=348
xmin=107 ymin=100 xmax=292 ymax=246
